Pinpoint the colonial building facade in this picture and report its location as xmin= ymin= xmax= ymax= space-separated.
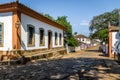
xmin=0 ymin=1 xmax=65 ymax=60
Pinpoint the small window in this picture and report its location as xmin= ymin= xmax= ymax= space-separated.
xmin=55 ymin=32 xmax=58 ymax=45
xmin=0 ymin=22 xmax=4 ymax=47
xmin=27 ymin=25 xmax=35 ymax=46
xmin=59 ymin=33 xmax=62 ymax=45
xmin=81 ymin=38 xmax=84 ymax=41
xmin=39 ymin=28 xmax=45 ymax=46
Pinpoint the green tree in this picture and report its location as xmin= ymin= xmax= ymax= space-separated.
xmin=67 ymin=36 xmax=78 ymax=47
xmin=74 ymin=32 xmax=78 ymax=35
xmin=44 ymin=14 xmax=55 ymax=21
xmin=44 ymin=14 xmax=78 ymax=47
xmin=56 ymin=16 xmax=73 ymax=39
xmin=90 ymin=9 xmax=119 ymax=32
xmin=56 ymin=16 xmax=78 ymax=47
xmin=89 ymin=9 xmax=119 ymax=43
xmin=98 ymin=29 xmax=108 ymax=43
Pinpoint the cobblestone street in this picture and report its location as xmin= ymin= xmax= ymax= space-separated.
xmin=0 ymin=46 xmax=120 ymax=80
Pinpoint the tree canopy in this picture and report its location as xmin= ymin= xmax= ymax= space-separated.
xmin=56 ymin=16 xmax=78 ymax=47
xmin=89 ymin=9 xmax=119 ymax=43
xmin=90 ymin=9 xmax=119 ymax=32
xmin=44 ymin=14 xmax=55 ymax=21
xmin=74 ymin=32 xmax=78 ymax=36
xmin=44 ymin=14 xmax=78 ymax=47
xmin=67 ymin=36 xmax=78 ymax=47
xmin=56 ymin=16 xmax=73 ymax=39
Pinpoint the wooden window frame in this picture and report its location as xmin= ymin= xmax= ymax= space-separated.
xmin=59 ymin=33 xmax=62 ymax=45
xmin=39 ymin=28 xmax=45 ymax=46
xmin=27 ymin=24 xmax=35 ymax=47
xmin=0 ymin=22 xmax=4 ymax=47
xmin=55 ymin=32 xmax=58 ymax=45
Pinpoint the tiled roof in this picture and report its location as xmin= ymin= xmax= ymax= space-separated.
xmin=0 ymin=1 xmax=65 ymax=30
xmin=75 ymin=34 xmax=88 ymax=38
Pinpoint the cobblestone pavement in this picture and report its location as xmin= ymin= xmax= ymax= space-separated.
xmin=0 ymin=46 xmax=120 ymax=80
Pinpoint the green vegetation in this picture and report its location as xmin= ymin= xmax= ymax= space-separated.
xmin=56 ymin=16 xmax=73 ymax=39
xmin=89 ymin=9 xmax=119 ymax=43
xmin=67 ymin=36 xmax=78 ymax=47
xmin=44 ymin=14 xmax=78 ymax=47
xmin=44 ymin=14 xmax=55 ymax=21
xmin=98 ymin=29 xmax=108 ymax=43
xmin=74 ymin=32 xmax=78 ymax=35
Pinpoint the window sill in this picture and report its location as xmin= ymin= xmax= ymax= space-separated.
xmin=40 ymin=44 xmax=45 ymax=46
xmin=27 ymin=44 xmax=35 ymax=47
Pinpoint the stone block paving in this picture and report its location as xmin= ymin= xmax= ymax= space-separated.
xmin=0 ymin=46 xmax=120 ymax=80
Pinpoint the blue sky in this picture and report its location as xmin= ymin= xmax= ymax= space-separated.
xmin=0 ymin=0 xmax=120 ymax=36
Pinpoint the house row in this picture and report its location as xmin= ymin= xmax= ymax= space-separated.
xmin=0 ymin=1 xmax=65 ymax=61
xmin=75 ymin=34 xmax=99 ymax=50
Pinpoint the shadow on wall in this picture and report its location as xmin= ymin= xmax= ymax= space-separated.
xmin=21 ymin=40 xmax=26 ymax=50
xmin=16 ymin=27 xmax=26 ymax=50
xmin=113 ymin=32 xmax=120 ymax=62
xmin=115 ymin=32 xmax=119 ymax=39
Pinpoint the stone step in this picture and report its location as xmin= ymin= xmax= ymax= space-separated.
xmin=0 ymin=48 xmax=66 ymax=65
xmin=24 ymin=48 xmax=66 ymax=61
xmin=24 ymin=48 xmax=65 ymax=57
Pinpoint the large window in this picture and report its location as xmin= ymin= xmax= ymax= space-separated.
xmin=27 ymin=24 xmax=35 ymax=46
xmin=0 ymin=22 xmax=3 ymax=47
xmin=39 ymin=28 xmax=45 ymax=46
xmin=59 ymin=33 xmax=62 ymax=45
xmin=55 ymin=32 xmax=58 ymax=45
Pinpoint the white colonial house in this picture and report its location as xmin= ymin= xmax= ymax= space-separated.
xmin=75 ymin=34 xmax=91 ymax=49
xmin=0 ymin=1 xmax=65 ymax=61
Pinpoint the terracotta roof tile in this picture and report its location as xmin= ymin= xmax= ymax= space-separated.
xmin=75 ymin=34 xmax=88 ymax=38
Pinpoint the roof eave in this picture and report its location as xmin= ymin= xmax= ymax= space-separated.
xmin=0 ymin=2 xmax=65 ymax=30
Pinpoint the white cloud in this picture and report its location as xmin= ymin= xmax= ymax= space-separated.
xmin=80 ymin=20 xmax=89 ymax=26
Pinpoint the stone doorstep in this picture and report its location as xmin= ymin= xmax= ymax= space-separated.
xmin=24 ymin=48 xmax=66 ymax=56
xmin=27 ymin=52 xmax=54 ymax=60
xmin=25 ymin=49 xmax=65 ymax=57
xmin=25 ymin=49 xmax=66 ymax=61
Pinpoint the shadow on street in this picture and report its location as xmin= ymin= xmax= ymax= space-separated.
xmin=0 ymin=57 xmax=120 ymax=80
xmin=0 ymin=46 xmax=120 ymax=80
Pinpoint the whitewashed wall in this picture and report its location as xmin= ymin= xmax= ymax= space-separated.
xmin=21 ymin=14 xmax=63 ymax=50
xmin=0 ymin=12 xmax=12 ymax=51
xmin=112 ymin=32 xmax=118 ymax=54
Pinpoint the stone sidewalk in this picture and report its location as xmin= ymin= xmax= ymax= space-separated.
xmin=0 ymin=46 xmax=120 ymax=80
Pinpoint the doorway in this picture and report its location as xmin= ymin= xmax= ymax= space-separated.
xmin=48 ymin=31 xmax=52 ymax=49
